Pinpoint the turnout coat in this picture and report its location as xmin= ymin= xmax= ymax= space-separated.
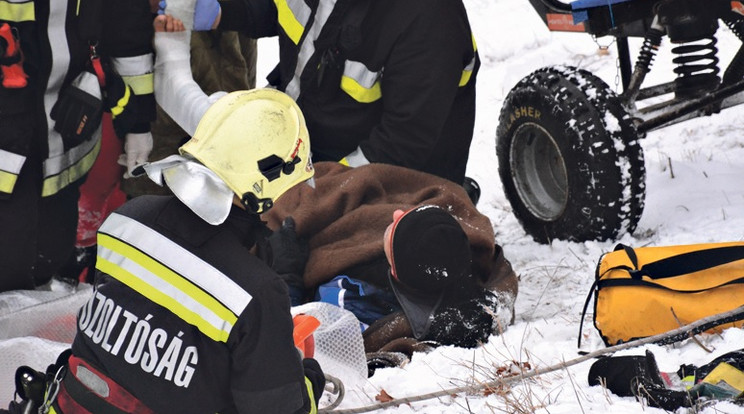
xmin=218 ymin=0 xmax=480 ymax=183
xmin=71 ymin=196 xmax=315 ymax=414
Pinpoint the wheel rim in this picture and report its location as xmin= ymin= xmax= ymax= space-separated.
xmin=509 ymin=123 xmax=568 ymax=221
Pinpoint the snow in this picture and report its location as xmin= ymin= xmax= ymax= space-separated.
xmin=3 ymin=1 xmax=744 ymax=412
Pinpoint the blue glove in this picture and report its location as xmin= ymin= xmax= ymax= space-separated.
xmin=158 ymin=0 xmax=220 ymax=31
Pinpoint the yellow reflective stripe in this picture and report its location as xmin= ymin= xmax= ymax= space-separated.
xmin=100 ymin=213 xmax=252 ymax=313
xmin=340 ymin=75 xmax=381 ymax=103
xmin=305 ymin=377 xmax=318 ymax=414
xmin=459 ymin=69 xmax=472 ymax=87
xmin=97 ymin=234 xmax=237 ymax=343
xmin=49 ymin=407 xmax=59 ymax=414
xmin=274 ymin=0 xmax=305 ymax=44
xmin=122 ymin=73 xmax=154 ymax=95
xmin=0 ymin=0 xmax=35 ymax=22
xmin=459 ymin=35 xmax=477 ymax=87
xmin=338 ymin=157 xmax=350 ymax=166
xmin=340 ymin=61 xmax=381 ymax=103
xmin=42 ymin=138 xmax=100 ymax=197
xmin=0 ymin=170 xmax=17 ymax=193
xmin=111 ymin=86 xmax=131 ymax=118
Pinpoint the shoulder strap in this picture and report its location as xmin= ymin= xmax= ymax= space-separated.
xmin=622 ymin=244 xmax=744 ymax=280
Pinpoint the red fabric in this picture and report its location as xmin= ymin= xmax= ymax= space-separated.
xmin=76 ymin=113 xmax=126 ymax=248
xmin=56 ymin=381 xmax=94 ymax=414
xmin=66 ymin=355 xmax=155 ymax=414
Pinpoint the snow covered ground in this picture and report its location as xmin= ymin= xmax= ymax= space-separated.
xmin=320 ymin=1 xmax=744 ymax=412
xmin=2 ymin=1 xmax=744 ymax=413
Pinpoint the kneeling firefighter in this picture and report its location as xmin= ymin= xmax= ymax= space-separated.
xmin=4 ymin=89 xmax=325 ymax=414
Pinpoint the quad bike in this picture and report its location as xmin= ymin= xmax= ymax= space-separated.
xmin=497 ymin=0 xmax=744 ymax=243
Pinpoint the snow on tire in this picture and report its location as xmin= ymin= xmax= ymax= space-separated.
xmin=496 ymin=65 xmax=645 ymax=243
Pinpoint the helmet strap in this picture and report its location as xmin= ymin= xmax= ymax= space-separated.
xmin=241 ymin=193 xmax=274 ymax=214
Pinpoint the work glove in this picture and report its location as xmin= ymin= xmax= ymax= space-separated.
xmin=158 ymin=0 xmax=220 ymax=31
xmin=268 ymin=217 xmax=309 ymax=303
xmin=118 ymin=132 xmax=153 ymax=178
xmin=50 ymin=70 xmax=104 ymax=149
xmin=302 ymin=358 xmax=325 ymax=405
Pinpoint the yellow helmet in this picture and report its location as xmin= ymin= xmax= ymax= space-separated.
xmin=180 ymin=89 xmax=314 ymax=214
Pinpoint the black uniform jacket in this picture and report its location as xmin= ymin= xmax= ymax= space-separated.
xmin=71 ymin=196 xmax=311 ymax=414
xmin=219 ymin=0 xmax=479 ymax=183
xmin=0 ymin=0 xmax=154 ymax=197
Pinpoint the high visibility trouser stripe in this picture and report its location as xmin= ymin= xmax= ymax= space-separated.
xmin=274 ymin=0 xmax=311 ymax=45
xmin=44 ymin=0 xmax=71 ymax=161
xmin=97 ymin=213 xmax=252 ymax=343
xmin=285 ymin=0 xmax=336 ymax=99
xmin=459 ymin=35 xmax=478 ymax=87
xmin=0 ymin=149 xmax=24 ymax=194
xmin=305 ymin=377 xmax=318 ymax=414
xmin=42 ymin=137 xmax=101 ymax=197
xmin=111 ymin=55 xmax=154 ymax=95
xmin=340 ymin=60 xmax=381 ymax=103
xmin=0 ymin=0 xmax=35 ymax=22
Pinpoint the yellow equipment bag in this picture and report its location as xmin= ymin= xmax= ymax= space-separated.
xmin=580 ymin=242 xmax=744 ymax=347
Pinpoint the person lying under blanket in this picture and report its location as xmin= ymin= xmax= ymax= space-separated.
xmin=263 ymin=162 xmax=519 ymax=354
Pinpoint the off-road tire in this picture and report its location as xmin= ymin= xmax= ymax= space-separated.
xmin=496 ymin=65 xmax=645 ymax=243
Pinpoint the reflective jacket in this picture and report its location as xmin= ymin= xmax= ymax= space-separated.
xmin=0 ymin=0 xmax=154 ymax=198
xmin=219 ymin=0 xmax=479 ymax=183
xmin=70 ymin=196 xmax=316 ymax=414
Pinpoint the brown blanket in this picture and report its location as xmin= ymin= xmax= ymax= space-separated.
xmin=264 ymin=162 xmax=514 ymax=294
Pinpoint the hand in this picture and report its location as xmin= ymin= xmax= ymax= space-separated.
xmin=159 ymin=0 xmax=220 ymax=31
xmin=302 ymin=358 xmax=325 ymax=404
xmin=268 ymin=217 xmax=309 ymax=277
xmin=118 ymin=132 xmax=153 ymax=178
xmin=153 ymin=14 xmax=185 ymax=33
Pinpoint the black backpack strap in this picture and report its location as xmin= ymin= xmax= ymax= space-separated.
xmin=577 ymin=278 xmax=600 ymax=348
xmin=597 ymin=275 xmax=744 ymax=293
xmin=632 ymin=245 xmax=744 ymax=280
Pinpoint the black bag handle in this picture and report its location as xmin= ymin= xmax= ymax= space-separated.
xmin=616 ymin=244 xmax=744 ymax=280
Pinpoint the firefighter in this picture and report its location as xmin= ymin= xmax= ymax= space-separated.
xmin=0 ymin=1 xmax=156 ymax=292
xmin=3 ymin=89 xmax=325 ymax=414
xmin=159 ymin=0 xmax=480 ymax=189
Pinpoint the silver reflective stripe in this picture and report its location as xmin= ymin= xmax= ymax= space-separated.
xmin=464 ymin=57 xmax=475 ymax=73
xmin=0 ymin=149 xmax=25 ymax=193
xmin=99 ymin=213 xmax=253 ymax=318
xmin=285 ymin=0 xmax=337 ymax=99
xmin=45 ymin=0 xmax=70 ymax=159
xmin=343 ymin=146 xmax=370 ymax=167
xmin=0 ymin=148 xmax=25 ymax=175
xmin=76 ymin=365 xmax=110 ymax=398
xmin=340 ymin=60 xmax=381 ymax=103
xmin=110 ymin=55 xmax=154 ymax=77
xmin=343 ymin=60 xmax=379 ymax=88
xmin=43 ymin=129 xmax=100 ymax=177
